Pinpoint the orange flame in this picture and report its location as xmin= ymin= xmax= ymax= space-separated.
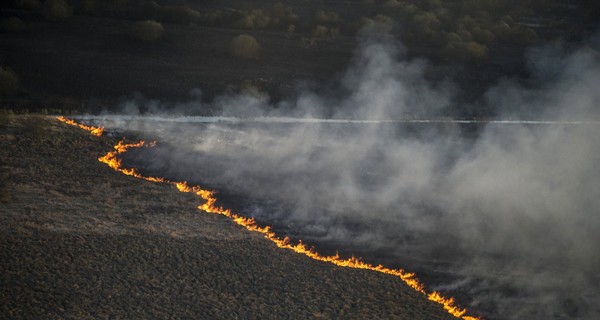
xmin=57 ymin=117 xmax=481 ymax=320
xmin=56 ymin=116 xmax=104 ymax=136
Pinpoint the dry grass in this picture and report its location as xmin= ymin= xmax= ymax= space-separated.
xmin=0 ymin=115 xmax=456 ymax=319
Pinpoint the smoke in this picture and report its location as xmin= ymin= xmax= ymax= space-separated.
xmin=84 ymin=32 xmax=600 ymax=319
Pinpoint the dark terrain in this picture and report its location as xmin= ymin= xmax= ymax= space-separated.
xmin=0 ymin=115 xmax=459 ymax=319
xmin=1 ymin=0 xmax=599 ymax=319
xmin=1 ymin=0 xmax=597 ymax=116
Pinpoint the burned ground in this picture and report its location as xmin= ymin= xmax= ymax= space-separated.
xmin=0 ymin=115 xmax=457 ymax=319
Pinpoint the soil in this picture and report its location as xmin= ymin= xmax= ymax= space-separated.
xmin=0 ymin=115 xmax=457 ymax=319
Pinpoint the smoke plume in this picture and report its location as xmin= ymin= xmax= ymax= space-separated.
xmin=84 ymin=32 xmax=600 ymax=319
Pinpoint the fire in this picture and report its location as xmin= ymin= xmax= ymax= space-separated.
xmin=428 ymin=291 xmax=477 ymax=319
xmin=58 ymin=117 xmax=482 ymax=320
xmin=97 ymin=140 xmax=167 ymax=183
xmin=56 ymin=116 xmax=104 ymax=136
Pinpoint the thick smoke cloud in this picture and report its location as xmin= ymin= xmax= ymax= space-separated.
xmin=88 ymin=32 xmax=600 ymax=319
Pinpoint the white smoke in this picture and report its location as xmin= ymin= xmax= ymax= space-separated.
xmin=80 ymin=32 xmax=600 ymax=320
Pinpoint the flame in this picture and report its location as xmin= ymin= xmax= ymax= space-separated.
xmin=56 ymin=116 xmax=104 ymax=136
xmin=58 ymin=117 xmax=482 ymax=320
xmin=97 ymin=140 xmax=167 ymax=183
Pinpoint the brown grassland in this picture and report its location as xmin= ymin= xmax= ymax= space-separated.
xmin=0 ymin=115 xmax=456 ymax=319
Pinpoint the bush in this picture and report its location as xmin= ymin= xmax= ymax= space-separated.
xmin=271 ymin=3 xmax=297 ymax=25
xmin=13 ymin=0 xmax=41 ymax=11
xmin=78 ymin=0 xmax=98 ymax=14
xmin=130 ymin=20 xmax=164 ymax=42
xmin=237 ymin=10 xmax=271 ymax=29
xmin=316 ymin=10 xmax=339 ymax=25
xmin=0 ymin=17 xmax=25 ymax=33
xmin=0 ymin=67 xmax=20 ymax=96
xmin=228 ymin=34 xmax=260 ymax=59
xmin=240 ymin=80 xmax=266 ymax=99
xmin=97 ymin=0 xmax=129 ymax=17
xmin=510 ymin=26 xmax=539 ymax=45
xmin=286 ymin=24 xmax=295 ymax=38
xmin=199 ymin=10 xmax=224 ymax=25
xmin=357 ymin=14 xmax=394 ymax=33
xmin=42 ymin=0 xmax=72 ymax=21
xmin=312 ymin=25 xmax=328 ymax=39
xmin=160 ymin=5 xmax=201 ymax=25
xmin=442 ymin=40 xmax=487 ymax=62
xmin=471 ymin=26 xmax=495 ymax=44
xmin=465 ymin=41 xmax=487 ymax=60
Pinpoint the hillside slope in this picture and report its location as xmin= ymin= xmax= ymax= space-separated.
xmin=0 ymin=115 xmax=456 ymax=319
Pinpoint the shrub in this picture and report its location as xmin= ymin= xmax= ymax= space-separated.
xmin=312 ymin=25 xmax=328 ymax=39
xmin=78 ymin=0 xmax=97 ymax=14
xmin=272 ymin=2 xmax=286 ymax=18
xmin=240 ymin=80 xmax=265 ymax=99
xmin=42 ymin=0 xmax=72 ymax=21
xmin=199 ymin=10 xmax=224 ymax=25
xmin=510 ymin=26 xmax=539 ymax=45
xmin=457 ymin=27 xmax=472 ymax=41
xmin=396 ymin=3 xmax=419 ymax=18
xmin=270 ymin=3 xmax=297 ymax=27
xmin=228 ymin=34 xmax=260 ymax=59
xmin=160 ymin=5 xmax=201 ymax=25
xmin=286 ymin=24 xmax=295 ymax=38
xmin=237 ymin=10 xmax=271 ymax=29
xmin=14 ymin=0 xmax=41 ymax=11
xmin=383 ymin=0 xmax=402 ymax=9
xmin=0 ymin=17 xmax=25 ymax=33
xmin=442 ymin=40 xmax=487 ymax=62
xmin=465 ymin=41 xmax=487 ymax=60
xmin=130 ymin=20 xmax=164 ymax=42
xmin=0 ymin=67 xmax=20 ymax=96
xmin=316 ymin=10 xmax=339 ymax=25
xmin=471 ymin=26 xmax=495 ymax=44
xmin=446 ymin=32 xmax=463 ymax=43
xmin=97 ymin=0 xmax=129 ymax=17
xmin=358 ymin=14 xmax=394 ymax=33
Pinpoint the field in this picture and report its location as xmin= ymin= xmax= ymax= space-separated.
xmin=0 ymin=115 xmax=458 ymax=319
xmin=1 ymin=0 xmax=595 ymax=116
xmin=1 ymin=1 xmax=599 ymax=319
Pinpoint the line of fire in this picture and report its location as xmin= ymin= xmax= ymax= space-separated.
xmin=56 ymin=116 xmax=481 ymax=320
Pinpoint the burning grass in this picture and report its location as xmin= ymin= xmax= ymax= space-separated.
xmin=1 ymin=115 xmax=459 ymax=319
xmin=56 ymin=116 xmax=481 ymax=320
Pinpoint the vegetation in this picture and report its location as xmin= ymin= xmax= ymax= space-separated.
xmin=42 ymin=0 xmax=73 ymax=22
xmin=0 ymin=67 xmax=20 ymax=96
xmin=228 ymin=34 xmax=260 ymax=59
xmin=129 ymin=20 xmax=164 ymax=42
xmin=13 ymin=0 xmax=41 ymax=11
xmin=4 ymin=0 xmax=564 ymax=62
xmin=0 ymin=0 xmax=589 ymax=115
xmin=0 ymin=17 xmax=25 ymax=33
xmin=356 ymin=0 xmax=549 ymax=61
xmin=0 ymin=116 xmax=457 ymax=319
